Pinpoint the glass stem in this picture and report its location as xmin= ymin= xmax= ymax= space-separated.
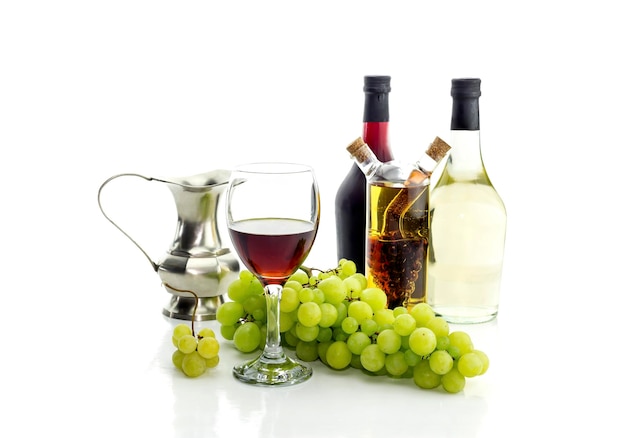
xmin=262 ymin=284 xmax=284 ymax=360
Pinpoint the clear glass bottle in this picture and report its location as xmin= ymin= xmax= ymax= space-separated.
xmin=347 ymin=136 xmax=450 ymax=309
xmin=335 ymin=76 xmax=394 ymax=274
xmin=427 ymin=78 xmax=507 ymax=323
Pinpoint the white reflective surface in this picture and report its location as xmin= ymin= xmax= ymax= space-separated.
xmin=2 ymin=1 xmax=625 ymax=437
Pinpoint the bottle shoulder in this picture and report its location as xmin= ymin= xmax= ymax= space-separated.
xmin=430 ymin=178 xmax=505 ymax=210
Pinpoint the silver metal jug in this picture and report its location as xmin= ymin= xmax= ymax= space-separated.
xmin=97 ymin=170 xmax=240 ymax=321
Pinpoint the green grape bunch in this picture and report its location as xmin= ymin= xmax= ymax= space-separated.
xmin=217 ymin=258 xmax=490 ymax=393
xmin=171 ymin=324 xmax=221 ymax=378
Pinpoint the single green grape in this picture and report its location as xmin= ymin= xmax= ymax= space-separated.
xmin=283 ymin=329 xmax=299 ymax=348
xmin=339 ymin=260 xmax=357 ymax=277
xmin=377 ymin=329 xmax=402 ymax=355
xmin=172 ymin=350 xmax=185 ymax=370
xmin=342 ymin=276 xmax=362 ymax=300
xmin=457 ymin=352 xmax=483 ymax=377
xmin=473 ymin=350 xmax=490 ymax=375
xmin=436 ymin=335 xmax=451 ymax=351
xmin=393 ymin=313 xmax=417 ymax=336
xmin=360 ymin=344 xmax=386 ymax=373
xmin=426 ymin=316 xmax=450 ymax=338
xmin=227 ymin=278 xmax=253 ymax=303
xmin=331 ymin=302 xmax=348 ymax=328
xmin=332 ymin=327 xmax=348 ymax=342
xmin=441 ymin=368 xmax=466 ymax=393
xmin=393 ymin=306 xmax=408 ymax=317
xmin=297 ymin=301 xmax=322 ymax=327
xmin=350 ymin=353 xmax=364 ymax=369
xmin=410 ymin=302 xmax=435 ymax=327
xmin=318 ymin=276 xmax=347 ymax=305
xmin=413 ymin=359 xmax=441 ymax=389
xmin=360 ymin=318 xmax=379 ymax=337
xmin=428 ymin=350 xmax=453 ymax=375
xmin=181 ymin=351 xmax=206 ymax=378
xmin=360 ymin=288 xmax=387 ymax=312
xmin=346 ymin=331 xmax=371 ymax=355
xmin=177 ymin=334 xmax=198 ymax=354
xmin=325 ymin=341 xmax=352 ymax=370
xmin=216 ymin=301 xmax=245 ymax=326
xmin=404 ymin=349 xmax=421 ymax=367
xmin=252 ymin=308 xmax=266 ymax=322
xmin=220 ymin=324 xmax=237 ymax=341
xmin=347 ymin=300 xmax=373 ymax=324
xmin=172 ymin=324 xmax=192 ymax=347
xmin=197 ymin=327 xmax=216 ymax=339
xmin=243 ymin=294 xmax=265 ymax=315
xmin=279 ymin=311 xmax=295 ymax=333
xmin=239 ymin=270 xmax=256 ymax=282
xmin=408 ymin=327 xmax=437 ymax=357
xmin=351 ymin=273 xmax=368 ymax=291
xmin=298 ymin=287 xmax=315 ymax=303
xmin=316 ymin=326 xmax=333 ymax=343
xmin=448 ymin=331 xmax=474 ymax=356
xmin=280 ymin=286 xmax=300 ymax=313
xmin=284 ymin=280 xmax=303 ymax=292
xmin=295 ymin=322 xmax=319 ymax=342
xmin=318 ymin=302 xmax=338 ymax=328
xmin=233 ymin=321 xmax=261 ymax=353
xmin=447 ymin=345 xmax=461 ymax=360
xmin=197 ymin=336 xmax=220 ymax=359
xmin=317 ymin=341 xmax=333 ymax=365
xmin=385 ymin=351 xmax=409 ymax=377
xmin=312 ymin=288 xmax=325 ymax=304
xmin=296 ymin=340 xmax=319 ymax=362
xmin=289 ymin=269 xmax=309 ymax=285
xmin=373 ymin=308 xmax=395 ymax=327
xmin=341 ymin=316 xmax=359 ymax=334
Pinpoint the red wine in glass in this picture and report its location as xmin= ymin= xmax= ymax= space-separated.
xmin=229 ymin=218 xmax=317 ymax=284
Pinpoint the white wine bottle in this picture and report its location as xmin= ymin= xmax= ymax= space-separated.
xmin=427 ymin=78 xmax=507 ymax=324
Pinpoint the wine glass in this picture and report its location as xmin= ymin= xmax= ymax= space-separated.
xmin=226 ymin=162 xmax=320 ymax=385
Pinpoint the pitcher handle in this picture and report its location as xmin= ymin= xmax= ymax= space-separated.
xmin=97 ymin=173 xmax=160 ymax=272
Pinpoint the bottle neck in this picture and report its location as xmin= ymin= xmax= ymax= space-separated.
xmin=363 ymin=122 xmax=393 ymax=162
xmin=350 ymin=142 xmax=382 ymax=180
xmin=445 ymin=130 xmax=484 ymax=180
xmin=415 ymin=153 xmax=439 ymax=176
xmin=451 ymin=96 xmax=480 ymax=131
xmin=445 ymin=94 xmax=484 ymax=179
xmin=363 ymin=89 xmax=393 ymax=162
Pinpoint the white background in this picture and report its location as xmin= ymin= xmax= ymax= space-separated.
xmin=1 ymin=1 xmax=625 ymax=437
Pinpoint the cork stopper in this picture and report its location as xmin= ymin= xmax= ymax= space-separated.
xmin=346 ymin=137 xmax=370 ymax=163
xmin=425 ymin=137 xmax=451 ymax=162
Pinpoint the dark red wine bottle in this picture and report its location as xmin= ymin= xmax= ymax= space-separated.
xmin=335 ymin=75 xmax=394 ymax=273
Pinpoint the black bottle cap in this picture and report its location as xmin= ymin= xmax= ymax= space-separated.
xmin=363 ymin=76 xmax=391 ymax=122
xmin=450 ymin=78 xmax=480 ymax=131
xmin=364 ymin=76 xmax=391 ymax=93
xmin=451 ymin=78 xmax=481 ymax=98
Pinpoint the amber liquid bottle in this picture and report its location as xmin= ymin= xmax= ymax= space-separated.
xmin=335 ymin=76 xmax=394 ymax=273
xmin=346 ymin=137 xmax=451 ymax=309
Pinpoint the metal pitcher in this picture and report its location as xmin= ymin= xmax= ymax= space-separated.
xmin=97 ymin=170 xmax=240 ymax=321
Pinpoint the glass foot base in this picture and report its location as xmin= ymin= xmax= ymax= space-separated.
xmin=233 ymin=353 xmax=312 ymax=386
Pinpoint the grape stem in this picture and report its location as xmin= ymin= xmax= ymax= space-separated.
xmin=299 ymin=265 xmax=340 ymax=278
xmin=163 ymin=283 xmax=198 ymax=336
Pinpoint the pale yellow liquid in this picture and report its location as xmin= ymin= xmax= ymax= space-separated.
xmin=427 ymin=182 xmax=506 ymax=323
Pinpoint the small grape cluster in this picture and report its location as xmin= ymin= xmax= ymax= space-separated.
xmin=171 ymin=324 xmax=220 ymax=378
xmin=217 ymin=259 xmax=489 ymax=393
